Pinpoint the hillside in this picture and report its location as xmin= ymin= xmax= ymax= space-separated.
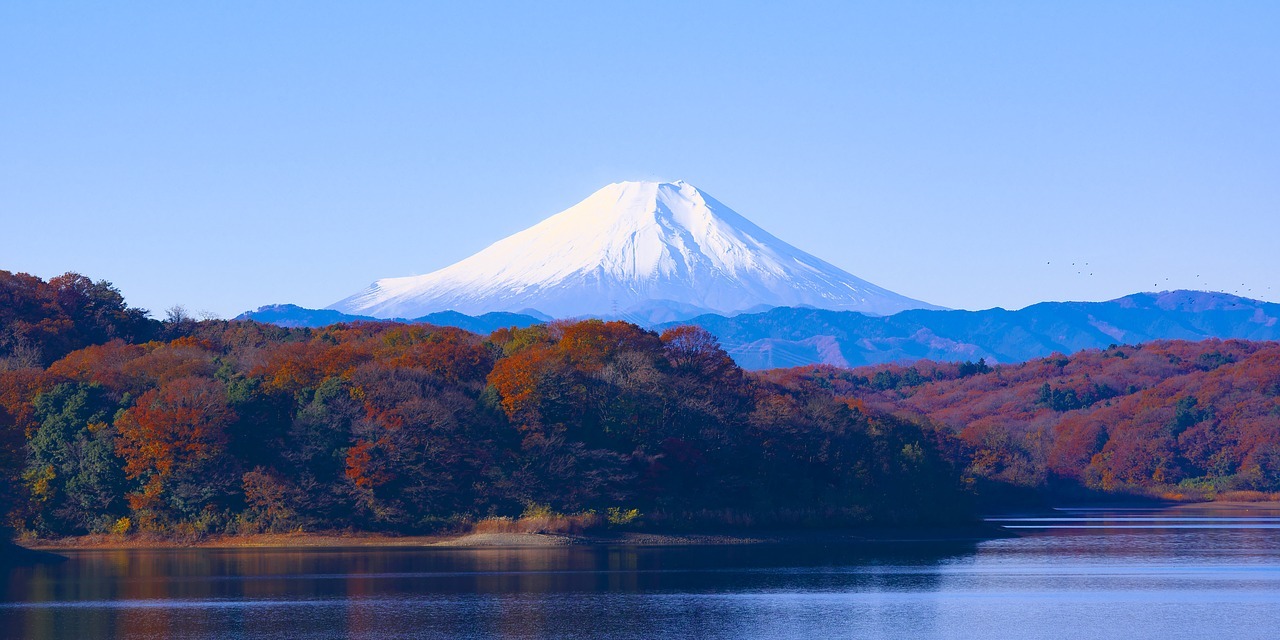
xmin=6 ymin=270 xmax=1278 ymax=544
xmin=1 ymin=272 xmax=969 ymax=539
xmin=764 ymin=339 xmax=1280 ymax=498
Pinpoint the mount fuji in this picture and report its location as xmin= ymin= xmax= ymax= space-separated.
xmin=330 ymin=180 xmax=940 ymax=320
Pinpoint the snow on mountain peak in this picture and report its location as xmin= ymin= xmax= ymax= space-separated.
xmin=330 ymin=180 xmax=940 ymax=320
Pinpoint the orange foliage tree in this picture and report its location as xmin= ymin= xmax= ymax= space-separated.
xmin=114 ymin=377 xmax=237 ymax=527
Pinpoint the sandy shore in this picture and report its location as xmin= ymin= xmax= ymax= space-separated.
xmin=1163 ymin=500 xmax=1280 ymax=511
xmin=13 ymin=501 xmax=1275 ymax=556
xmin=19 ymin=525 xmax=1004 ymax=552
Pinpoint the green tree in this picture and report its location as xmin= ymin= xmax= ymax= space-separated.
xmin=24 ymin=383 xmax=126 ymax=534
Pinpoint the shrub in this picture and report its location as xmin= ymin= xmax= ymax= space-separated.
xmin=110 ymin=516 xmax=132 ymax=535
xmin=606 ymin=507 xmax=640 ymax=526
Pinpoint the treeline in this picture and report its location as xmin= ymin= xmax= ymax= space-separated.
xmin=8 ymin=270 xmax=1274 ymax=539
xmin=768 ymin=340 xmax=1280 ymax=499
xmin=0 ymin=272 xmax=969 ymax=538
xmin=0 ymin=271 xmax=158 ymax=368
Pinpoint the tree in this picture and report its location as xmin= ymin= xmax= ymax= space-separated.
xmin=114 ymin=377 xmax=237 ymax=529
xmin=0 ymin=271 xmax=155 ymax=367
xmin=24 ymin=383 xmax=127 ymax=534
xmin=0 ymin=402 xmax=22 ymax=537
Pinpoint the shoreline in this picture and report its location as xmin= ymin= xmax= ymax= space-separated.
xmin=18 ymin=501 xmax=1278 ymax=553
xmin=18 ymin=524 xmax=1006 ymax=552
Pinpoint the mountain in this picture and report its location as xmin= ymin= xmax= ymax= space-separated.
xmin=244 ymin=291 xmax=1280 ymax=371
xmin=235 ymin=304 xmax=378 ymax=327
xmin=330 ymin=180 xmax=939 ymax=319
xmin=236 ymin=304 xmax=543 ymax=333
xmin=411 ymin=310 xmax=546 ymax=334
xmin=663 ymin=291 xmax=1280 ymax=369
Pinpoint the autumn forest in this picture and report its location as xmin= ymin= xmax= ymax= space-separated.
xmin=3 ymin=271 xmax=1279 ymax=541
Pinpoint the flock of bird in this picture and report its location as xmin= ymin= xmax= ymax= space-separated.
xmin=1044 ymin=261 xmax=1272 ymax=298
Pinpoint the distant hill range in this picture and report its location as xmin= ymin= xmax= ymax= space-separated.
xmin=240 ymin=290 xmax=1280 ymax=370
xmin=668 ymin=290 xmax=1280 ymax=369
xmin=236 ymin=304 xmax=545 ymax=334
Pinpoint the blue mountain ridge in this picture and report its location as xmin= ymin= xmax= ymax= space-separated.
xmin=239 ymin=291 xmax=1280 ymax=370
xmin=235 ymin=304 xmax=545 ymax=334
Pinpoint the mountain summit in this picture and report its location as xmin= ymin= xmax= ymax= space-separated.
xmin=330 ymin=180 xmax=939 ymax=319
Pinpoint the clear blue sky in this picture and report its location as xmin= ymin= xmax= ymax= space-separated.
xmin=3 ymin=2 xmax=1277 ymax=317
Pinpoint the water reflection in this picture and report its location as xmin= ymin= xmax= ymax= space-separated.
xmin=3 ymin=543 xmax=971 ymax=638
xmin=4 ymin=510 xmax=1280 ymax=639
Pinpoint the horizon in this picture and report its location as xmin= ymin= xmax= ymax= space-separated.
xmin=3 ymin=2 xmax=1277 ymax=317
xmin=239 ymin=287 xmax=1274 ymax=323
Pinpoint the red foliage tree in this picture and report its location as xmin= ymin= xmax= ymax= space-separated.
xmin=114 ymin=377 xmax=236 ymax=520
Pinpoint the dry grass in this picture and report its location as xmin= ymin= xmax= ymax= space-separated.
xmin=1214 ymin=490 xmax=1280 ymax=502
xmin=1155 ymin=488 xmax=1280 ymax=503
xmin=471 ymin=513 xmax=603 ymax=535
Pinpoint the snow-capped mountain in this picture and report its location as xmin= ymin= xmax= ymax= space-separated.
xmin=330 ymin=180 xmax=940 ymax=319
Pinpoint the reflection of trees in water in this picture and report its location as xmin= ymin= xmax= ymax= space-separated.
xmin=4 ymin=543 xmax=979 ymax=638
xmin=12 ymin=524 xmax=1280 ymax=638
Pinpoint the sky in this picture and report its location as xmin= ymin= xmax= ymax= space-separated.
xmin=2 ymin=2 xmax=1277 ymax=317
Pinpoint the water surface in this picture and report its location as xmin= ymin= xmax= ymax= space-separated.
xmin=4 ymin=504 xmax=1278 ymax=639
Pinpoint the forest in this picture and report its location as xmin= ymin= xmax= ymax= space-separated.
xmin=764 ymin=340 xmax=1280 ymax=500
xmin=2 ymin=270 xmax=1278 ymax=540
xmin=0 ymin=271 xmax=968 ymax=538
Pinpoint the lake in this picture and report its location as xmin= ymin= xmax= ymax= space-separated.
xmin=3 ymin=504 xmax=1279 ymax=639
